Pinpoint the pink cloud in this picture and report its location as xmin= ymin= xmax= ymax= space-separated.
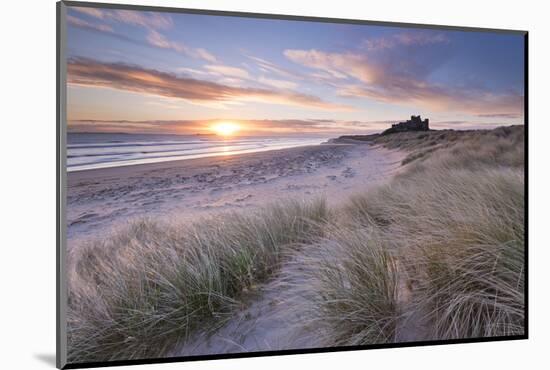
xmin=67 ymin=58 xmax=353 ymax=111
xmin=71 ymin=7 xmax=172 ymax=30
xmin=258 ymin=76 xmax=298 ymax=90
xmin=146 ymin=30 xmax=217 ymax=62
xmin=337 ymin=83 xmax=524 ymax=117
xmin=67 ymin=118 xmax=389 ymax=135
xmin=71 ymin=7 xmax=105 ymax=19
xmin=112 ymin=9 xmax=173 ymax=30
xmin=285 ymin=48 xmax=523 ymax=117
xmin=204 ymin=64 xmax=250 ymax=79
xmin=284 ymin=50 xmax=355 ymax=80
xmin=247 ymin=55 xmax=303 ymax=80
xmin=363 ymin=31 xmax=449 ymax=50
xmin=67 ymin=15 xmax=113 ymax=33
xmin=69 ymin=7 xmax=216 ymax=63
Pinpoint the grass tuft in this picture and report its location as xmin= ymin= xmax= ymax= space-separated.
xmin=292 ymin=226 xmax=400 ymax=345
xmin=67 ymin=199 xmax=329 ymax=363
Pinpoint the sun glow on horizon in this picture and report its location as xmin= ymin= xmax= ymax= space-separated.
xmin=211 ymin=121 xmax=241 ymax=136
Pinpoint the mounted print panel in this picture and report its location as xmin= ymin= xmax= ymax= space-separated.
xmin=57 ymin=1 xmax=527 ymax=368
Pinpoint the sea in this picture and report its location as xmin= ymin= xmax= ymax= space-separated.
xmin=67 ymin=133 xmax=331 ymax=172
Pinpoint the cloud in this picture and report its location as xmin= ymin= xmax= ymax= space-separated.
xmin=176 ymin=67 xmax=209 ymax=76
xmin=284 ymin=46 xmax=524 ymax=117
xmin=204 ymin=64 xmax=250 ymax=79
xmin=68 ymin=119 xmax=204 ymax=134
xmin=184 ymin=64 xmax=297 ymax=90
xmin=363 ymin=31 xmax=449 ymax=50
xmin=337 ymin=83 xmax=524 ymax=117
xmin=247 ymin=55 xmax=303 ymax=80
xmin=179 ymin=63 xmax=298 ymax=90
xmin=67 ymin=15 xmax=114 ymax=33
xmin=68 ymin=118 xmax=389 ymax=135
xmin=430 ymin=120 xmax=513 ymax=130
xmin=284 ymin=50 xmax=354 ymax=80
xmin=432 ymin=120 xmax=469 ymax=125
xmin=146 ymin=29 xmax=183 ymax=51
xmin=146 ymin=30 xmax=217 ymax=62
xmin=67 ymin=58 xmax=352 ymax=111
xmin=476 ymin=113 xmax=522 ymax=119
xmin=70 ymin=7 xmax=215 ymax=62
xmin=70 ymin=7 xmax=105 ymax=20
xmin=193 ymin=49 xmax=217 ymax=63
xmin=111 ymin=9 xmax=173 ymax=30
xmin=245 ymin=119 xmax=353 ymax=132
xmin=258 ymin=76 xmax=298 ymax=90
xmin=72 ymin=7 xmax=172 ymax=30
xmin=69 ymin=116 xmax=520 ymax=135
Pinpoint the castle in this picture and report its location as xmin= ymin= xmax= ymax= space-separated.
xmin=382 ymin=115 xmax=429 ymax=135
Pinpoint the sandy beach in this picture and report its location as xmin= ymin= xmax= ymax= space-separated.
xmin=67 ymin=142 xmax=404 ymax=245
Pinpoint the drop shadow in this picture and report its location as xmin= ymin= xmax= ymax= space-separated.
xmin=34 ymin=353 xmax=56 ymax=367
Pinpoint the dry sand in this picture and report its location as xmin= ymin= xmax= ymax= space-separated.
xmin=67 ymin=142 xmax=404 ymax=246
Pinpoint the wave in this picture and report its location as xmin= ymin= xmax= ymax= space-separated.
xmin=67 ymin=134 xmax=329 ymax=172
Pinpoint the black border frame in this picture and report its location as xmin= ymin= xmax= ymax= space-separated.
xmin=56 ymin=1 xmax=529 ymax=369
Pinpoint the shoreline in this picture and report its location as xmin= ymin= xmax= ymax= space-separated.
xmin=67 ymin=135 xmax=331 ymax=172
xmin=68 ymin=143 xmax=338 ymax=179
xmin=67 ymin=143 xmax=405 ymax=246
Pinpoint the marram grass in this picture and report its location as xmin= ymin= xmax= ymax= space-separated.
xmin=67 ymin=126 xmax=524 ymax=361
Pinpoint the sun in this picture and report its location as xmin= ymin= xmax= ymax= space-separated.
xmin=211 ymin=121 xmax=240 ymax=136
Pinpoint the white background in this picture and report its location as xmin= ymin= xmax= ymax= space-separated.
xmin=0 ymin=0 xmax=547 ymax=368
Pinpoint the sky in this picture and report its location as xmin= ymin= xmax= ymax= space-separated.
xmin=65 ymin=6 xmax=525 ymax=136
